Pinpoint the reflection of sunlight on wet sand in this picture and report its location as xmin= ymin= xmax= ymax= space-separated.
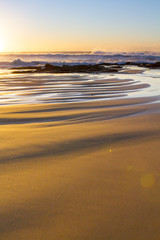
xmin=140 ymin=173 xmax=155 ymax=189
xmin=0 ymin=67 xmax=160 ymax=105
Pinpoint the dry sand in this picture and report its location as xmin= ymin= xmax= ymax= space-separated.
xmin=0 ymin=96 xmax=160 ymax=240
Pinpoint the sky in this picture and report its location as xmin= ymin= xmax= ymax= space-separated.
xmin=0 ymin=0 xmax=160 ymax=52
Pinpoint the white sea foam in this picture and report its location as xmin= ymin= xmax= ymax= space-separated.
xmin=0 ymin=51 xmax=160 ymax=69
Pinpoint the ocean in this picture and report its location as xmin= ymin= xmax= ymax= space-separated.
xmin=0 ymin=51 xmax=159 ymax=106
xmin=0 ymin=51 xmax=160 ymax=69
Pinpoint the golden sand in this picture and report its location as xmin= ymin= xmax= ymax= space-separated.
xmin=0 ymin=97 xmax=160 ymax=240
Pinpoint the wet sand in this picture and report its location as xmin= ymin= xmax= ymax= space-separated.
xmin=0 ymin=70 xmax=160 ymax=239
xmin=0 ymin=70 xmax=154 ymax=105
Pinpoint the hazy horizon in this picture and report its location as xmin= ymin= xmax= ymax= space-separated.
xmin=0 ymin=50 xmax=160 ymax=54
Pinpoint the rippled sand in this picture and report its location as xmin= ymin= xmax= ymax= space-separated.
xmin=0 ymin=68 xmax=160 ymax=240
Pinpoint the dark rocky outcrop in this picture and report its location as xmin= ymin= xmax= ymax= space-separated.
xmin=37 ymin=63 xmax=121 ymax=73
xmin=125 ymin=61 xmax=160 ymax=68
xmin=10 ymin=61 xmax=160 ymax=74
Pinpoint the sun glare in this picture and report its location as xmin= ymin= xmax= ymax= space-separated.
xmin=0 ymin=39 xmax=4 ymax=52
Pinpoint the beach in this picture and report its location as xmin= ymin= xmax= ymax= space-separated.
xmin=0 ymin=67 xmax=160 ymax=239
xmin=1 ymin=0 xmax=160 ymax=236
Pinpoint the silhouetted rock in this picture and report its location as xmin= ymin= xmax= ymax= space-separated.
xmin=44 ymin=63 xmax=54 ymax=70
xmin=36 ymin=63 xmax=121 ymax=73
xmin=10 ymin=61 xmax=160 ymax=74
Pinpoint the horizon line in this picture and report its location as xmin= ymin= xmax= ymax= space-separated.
xmin=0 ymin=50 xmax=160 ymax=54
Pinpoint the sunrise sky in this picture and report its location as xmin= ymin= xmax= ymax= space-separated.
xmin=0 ymin=0 xmax=160 ymax=52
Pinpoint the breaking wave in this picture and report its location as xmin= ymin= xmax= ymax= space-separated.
xmin=0 ymin=51 xmax=160 ymax=69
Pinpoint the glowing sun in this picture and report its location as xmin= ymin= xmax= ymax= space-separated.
xmin=0 ymin=39 xmax=4 ymax=52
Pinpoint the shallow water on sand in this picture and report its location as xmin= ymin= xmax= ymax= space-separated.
xmin=0 ymin=67 xmax=159 ymax=105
